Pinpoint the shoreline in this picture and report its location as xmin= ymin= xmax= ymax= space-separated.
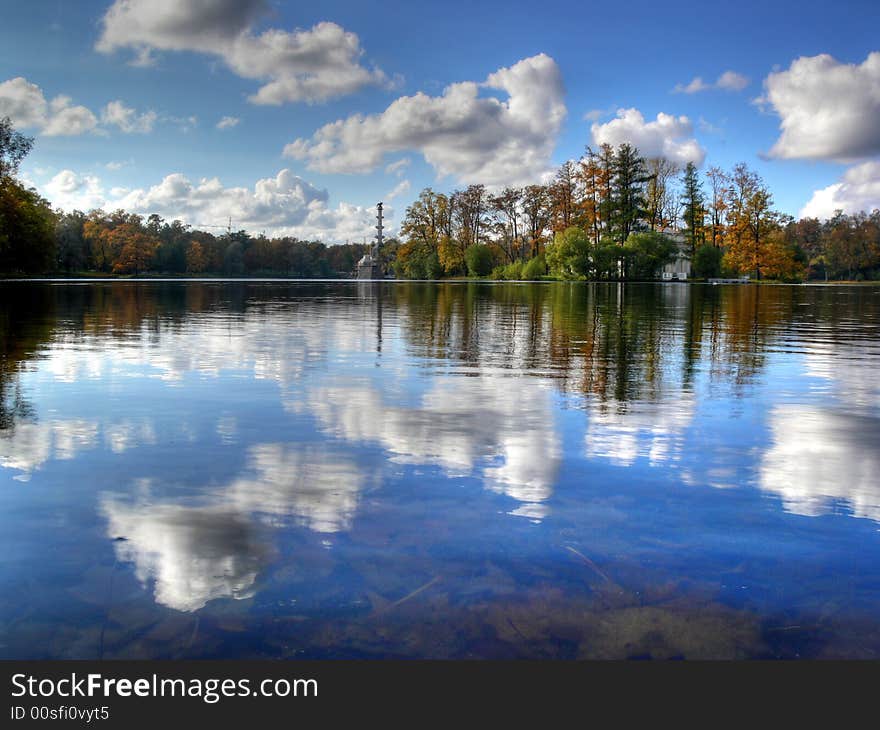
xmin=2 ymin=275 xmax=878 ymax=286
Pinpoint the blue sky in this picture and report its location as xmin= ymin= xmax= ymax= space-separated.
xmin=1 ymin=0 xmax=879 ymax=240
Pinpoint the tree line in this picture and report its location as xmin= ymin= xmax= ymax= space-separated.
xmin=2 ymin=116 xmax=879 ymax=281
xmin=0 ymin=117 xmax=366 ymax=278
xmin=393 ymin=144 xmax=880 ymax=282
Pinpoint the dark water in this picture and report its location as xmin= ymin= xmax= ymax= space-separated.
xmin=2 ymin=280 xmax=880 ymax=659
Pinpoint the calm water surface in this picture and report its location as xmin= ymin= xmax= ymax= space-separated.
xmin=2 ymin=280 xmax=880 ymax=659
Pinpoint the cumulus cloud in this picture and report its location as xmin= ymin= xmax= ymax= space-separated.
xmin=674 ymin=70 xmax=749 ymax=94
xmin=101 ymin=100 xmax=157 ymax=133
xmin=216 ymin=115 xmax=240 ymax=130
xmin=44 ymin=169 xmax=107 ymax=210
xmin=590 ymin=108 xmax=705 ymax=166
xmin=0 ymin=77 xmax=98 ymax=136
xmin=0 ymin=77 xmax=166 ymax=137
xmin=761 ymin=51 xmax=880 ymax=161
xmin=0 ymin=77 xmax=48 ymax=127
xmin=284 ymin=54 xmax=566 ymax=186
xmin=39 ymin=167 xmax=382 ymax=241
xmin=800 ymin=160 xmax=880 ymax=219
xmin=96 ymin=0 xmax=386 ymax=104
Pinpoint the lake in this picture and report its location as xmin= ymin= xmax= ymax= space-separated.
xmin=1 ymin=280 xmax=879 ymax=659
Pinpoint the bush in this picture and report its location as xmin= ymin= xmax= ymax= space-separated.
xmin=491 ymin=261 xmax=524 ymax=280
xmin=521 ymin=255 xmax=547 ymax=280
xmin=464 ymin=244 xmax=494 ymax=277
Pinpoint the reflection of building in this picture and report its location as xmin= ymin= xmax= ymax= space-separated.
xmin=661 ymin=231 xmax=691 ymax=281
xmin=357 ymin=202 xmax=384 ymax=280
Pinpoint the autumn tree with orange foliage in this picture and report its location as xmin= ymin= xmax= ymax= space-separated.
xmin=186 ymin=240 xmax=208 ymax=273
xmin=104 ymin=223 xmax=159 ymax=275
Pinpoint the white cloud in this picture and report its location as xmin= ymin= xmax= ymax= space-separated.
xmin=590 ymin=108 xmax=705 ymax=166
xmin=40 ymin=167 xmax=382 ymax=241
xmin=44 ymin=169 xmax=107 ymax=210
xmin=0 ymin=77 xmax=98 ymax=136
xmin=761 ymin=52 xmax=880 ymax=161
xmin=43 ymin=96 xmax=99 ymax=136
xmin=0 ymin=78 xmax=165 ymax=138
xmin=167 ymin=114 xmax=199 ymax=133
xmin=583 ymin=107 xmax=615 ymax=122
xmin=0 ymin=77 xmax=47 ymax=127
xmin=101 ymin=100 xmax=157 ymax=133
xmin=674 ymin=70 xmax=749 ymax=94
xmin=674 ymin=78 xmax=710 ymax=94
xmin=216 ymin=115 xmax=240 ymax=130
xmin=284 ymin=54 xmax=566 ymax=186
xmin=96 ymin=0 xmax=386 ymax=104
xmin=800 ymin=160 xmax=880 ymax=219
xmin=384 ymin=157 xmax=410 ymax=176
xmin=717 ymin=70 xmax=750 ymax=91
xmin=385 ymin=179 xmax=410 ymax=202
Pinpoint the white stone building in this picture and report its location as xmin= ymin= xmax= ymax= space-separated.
xmin=661 ymin=231 xmax=691 ymax=281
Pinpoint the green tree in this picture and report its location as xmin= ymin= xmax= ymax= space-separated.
xmin=611 ymin=143 xmax=650 ymax=246
xmin=680 ymin=161 xmax=705 ymax=256
xmin=693 ymin=244 xmax=723 ymax=279
xmin=0 ymin=117 xmax=33 ymax=182
xmin=0 ymin=181 xmax=56 ymax=273
xmin=465 ymin=244 xmax=493 ymax=277
xmin=546 ymin=226 xmax=590 ymax=279
xmin=623 ymin=231 xmax=678 ymax=279
xmin=55 ymin=210 xmax=88 ymax=272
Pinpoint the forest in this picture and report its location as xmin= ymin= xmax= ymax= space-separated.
xmin=1 ymin=116 xmax=879 ymax=281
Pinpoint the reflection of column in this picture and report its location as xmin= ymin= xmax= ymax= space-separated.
xmin=376 ymin=282 xmax=382 ymax=359
xmin=356 ymin=281 xmax=383 ymax=360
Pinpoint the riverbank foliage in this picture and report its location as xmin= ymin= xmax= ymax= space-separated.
xmin=1 ymin=116 xmax=879 ymax=281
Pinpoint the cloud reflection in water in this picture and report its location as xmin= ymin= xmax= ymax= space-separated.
xmin=307 ymin=376 xmax=561 ymax=518
xmin=101 ymin=442 xmax=364 ymax=611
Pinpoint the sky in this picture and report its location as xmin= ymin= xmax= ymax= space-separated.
xmin=1 ymin=0 xmax=879 ymax=241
